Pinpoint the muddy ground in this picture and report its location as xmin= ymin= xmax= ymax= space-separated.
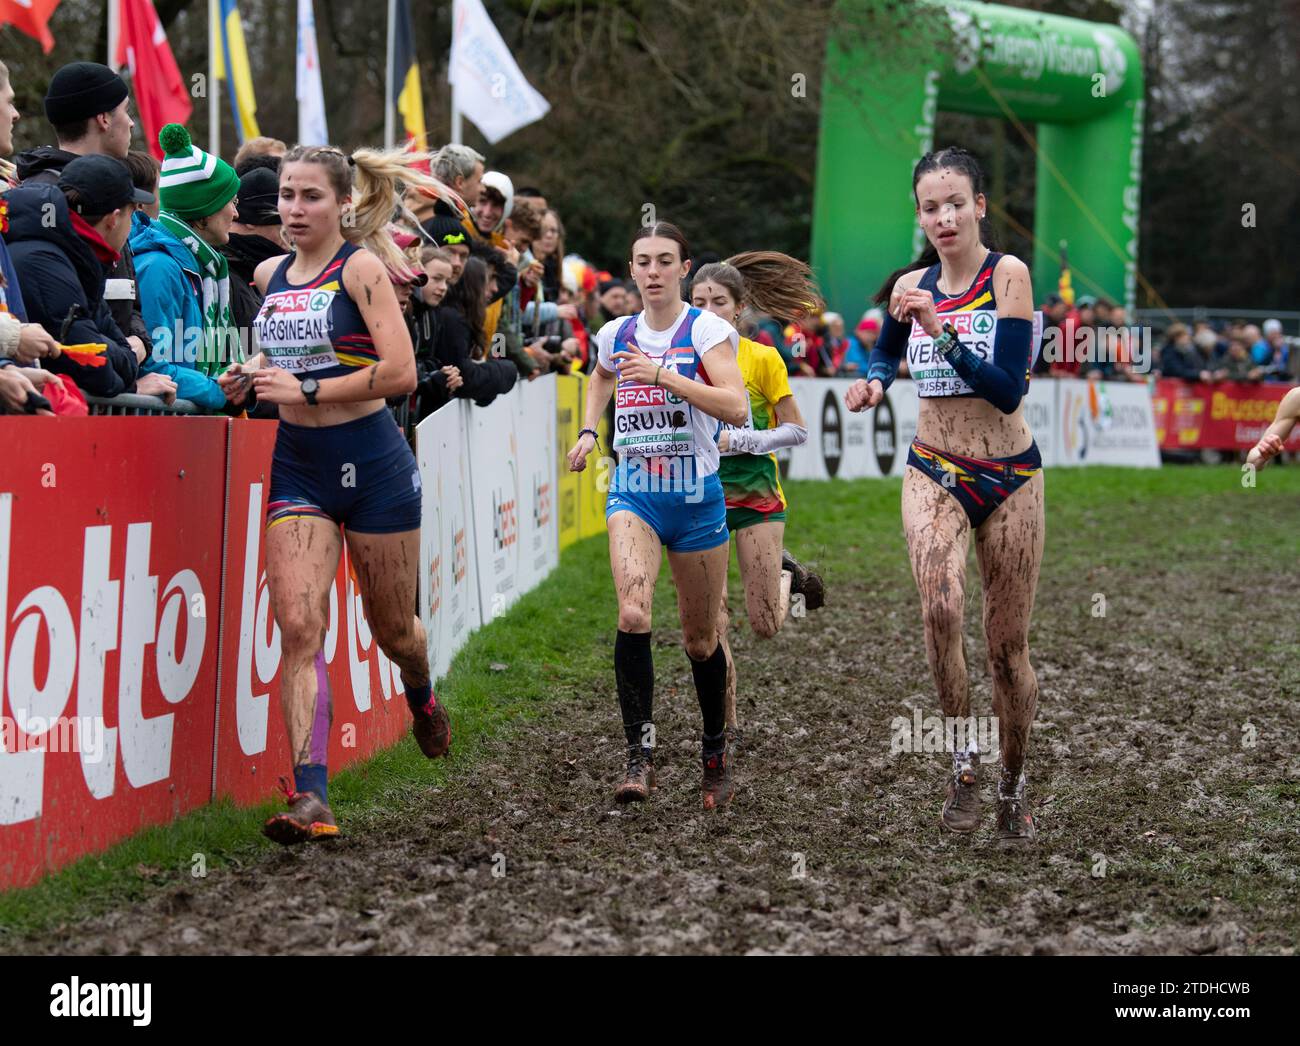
xmin=9 ymin=480 xmax=1300 ymax=955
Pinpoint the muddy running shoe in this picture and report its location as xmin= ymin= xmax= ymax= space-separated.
xmin=941 ymin=749 xmax=981 ymax=833
xmin=996 ymin=769 xmax=1037 ymax=845
xmin=782 ymin=549 xmax=825 ymax=611
xmin=263 ymin=778 xmax=339 ymax=845
xmin=614 ymin=747 xmax=655 ymax=803
xmin=701 ymin=741 xmax=734 ymax=811
xmin=411 ymin=695 xmax=451 ymax=759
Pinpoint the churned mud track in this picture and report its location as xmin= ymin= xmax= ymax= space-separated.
xmin=12 ymin=495 xmax=1300 ymax=955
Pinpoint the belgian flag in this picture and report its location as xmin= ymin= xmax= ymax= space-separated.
xmin=393 ymin=0 xmax=426 ymax=148
xmin=1057 ymin=239 xmax=1075 ymax=307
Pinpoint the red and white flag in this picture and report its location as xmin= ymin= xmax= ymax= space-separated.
xmin=114 ymin=0 xmax=193 ymax=161
xmin=0 ymin=0 xmax=62 ymax=52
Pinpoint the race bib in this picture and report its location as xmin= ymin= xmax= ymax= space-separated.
xmin=907 ymin=310 xmax=1044 ymax=397
xmin=254 ymin=288 xmax=339 ymax=373
xmin=612 ymin=360 xmax=695 ymax=458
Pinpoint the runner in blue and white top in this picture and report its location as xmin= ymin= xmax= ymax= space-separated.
xmin=567 ymin=220 xmax=747 ymax=812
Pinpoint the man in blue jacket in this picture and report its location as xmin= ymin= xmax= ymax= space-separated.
xmin=4 ymin=155 xmax=178 ymax=400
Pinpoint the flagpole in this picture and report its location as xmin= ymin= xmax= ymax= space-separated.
xmin=451 ymin=87 xmax=462 ymax=145
xmin=107 ymin=0 xmax=119 ymax=70
xmin=209 ymin=0 xmax=220 ymax=155
xmin=384 ymin=0 xmax=396 ymax=150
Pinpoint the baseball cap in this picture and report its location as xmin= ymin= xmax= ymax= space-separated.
xmin=58 ymin=154 xmax=154 ymax=215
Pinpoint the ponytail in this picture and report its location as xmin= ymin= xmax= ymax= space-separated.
xmin=350 ymin=147 xmax=465 ymax=280
xmin=692 ymin=250 xmax=825 ymax=324
xmin=281 ymin=143 xmax=466 ymax=281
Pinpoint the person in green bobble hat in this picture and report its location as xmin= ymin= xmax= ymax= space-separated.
xmin=130 ymin=122 xmax=246 ymax=409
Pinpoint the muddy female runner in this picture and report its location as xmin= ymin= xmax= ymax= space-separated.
xmin=223 ymin=145 xmax=464 ymax=843
xmin=845 ymin=146 xmax=1045 ymax=843
xmin=688 ymin=254 xmax=826 ymax=737
xmin=567 ymin=221 xmax=748 ymax=810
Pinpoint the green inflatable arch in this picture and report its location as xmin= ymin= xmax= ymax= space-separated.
xmin=812 ymin=0 xmax=1144 ymax=318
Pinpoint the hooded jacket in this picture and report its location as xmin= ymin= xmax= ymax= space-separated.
xmin=2 ymin=182 xmax=139 ymax=396
xmin=128 ymin=213 xmax=229 ymax=409
xmin=16 ymin=145 xmax=153 ymax=352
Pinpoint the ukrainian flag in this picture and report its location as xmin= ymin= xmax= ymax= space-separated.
xmin=393 ymin=0 xmax=425 ymax=147
xmin=215 ymin=0 xmax=260 ymax=144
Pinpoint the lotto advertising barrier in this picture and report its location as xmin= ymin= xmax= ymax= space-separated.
xmin=1151 ymin=379 xmax=1300 ymax=453
xmin=0 ymin=379 xmax=566 ymax=889
xmin=782 ymin=377 xmax=1159 ymax=478
xmin=0 ymin=418 xmax=227 ymax=888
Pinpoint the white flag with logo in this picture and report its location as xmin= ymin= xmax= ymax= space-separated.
xmin=296 ymin=0 xmax=329 ymax=145
xmin=449 ymin=0 xmax=550 ymax=144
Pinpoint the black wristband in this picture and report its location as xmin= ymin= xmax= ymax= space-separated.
xmin=579 ymin=427 xmax=600 ymax=449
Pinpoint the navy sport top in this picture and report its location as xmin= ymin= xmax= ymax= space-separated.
xmin=254 ymin=240 xmax=377 ymax=380
xmin=916 ymin=249 xmax=1004 ymax=313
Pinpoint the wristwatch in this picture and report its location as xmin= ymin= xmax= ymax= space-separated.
xmin=932 ymin=322 xmax=962 ymax=360
xmin=301 ymin=377 xmax=320 ymax=406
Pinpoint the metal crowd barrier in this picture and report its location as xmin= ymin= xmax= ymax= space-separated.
xmin=86 ymin=394 xmax=201 ymax=416
xmin=85 ymin=395 xmax=415 ymax=434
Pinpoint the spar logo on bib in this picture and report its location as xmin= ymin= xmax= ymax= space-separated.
xmin=971 ymin=313 xmax=995 ymax=335
xmin=256 ymin=287 xmax=338 ymax=371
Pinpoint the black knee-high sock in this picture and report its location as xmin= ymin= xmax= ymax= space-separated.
xmin=690 ymin=642 xmax=728 ymax=744
xmin=615 ymin=630 xmax=654 ymax=750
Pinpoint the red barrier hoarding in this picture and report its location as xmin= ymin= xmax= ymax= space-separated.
xmin=1152 ymin=380 xmax=1300 ymax=451
xmin=0 ymin=418 xmax=226 ymax=889
xmin=212 ymin=420 xmax=414 ymax=806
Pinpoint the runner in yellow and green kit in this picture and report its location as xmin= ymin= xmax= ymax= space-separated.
xmin=690 ymin=254 xmax=826 ymax=737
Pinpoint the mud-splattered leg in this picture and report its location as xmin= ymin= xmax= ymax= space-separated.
xmin=346 ymin=527 xmax=428 ymax=686
xmin=975 ymin=471 xmax=1044 ymax=777
xmin=902 ymin=467 xmax=973 ymax=719
xmin=716 ymin=579 xmax=738 ymax=731
xmin=668 ymin=540 xmax=731 ymax=663
xmin=736 ymin=519 xmax=786 ymax=640
xmin=669 ymin=539 xmax=731 ymax=729
xmin=608 ymin=511 xmax=663 ymax=753
xmin=266 ymin=517 xmax=343 ymax=771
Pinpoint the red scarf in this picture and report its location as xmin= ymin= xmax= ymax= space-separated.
xmin=69 ymin=211 xmax=122 ymax=266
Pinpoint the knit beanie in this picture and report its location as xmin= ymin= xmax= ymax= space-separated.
xmin=421 ymin=214 xmax=471 ymax=249
xmin=157 ymin=123 xmax=240 ymax=220
xmin=44 ymin=62 xmax=129 ymax=125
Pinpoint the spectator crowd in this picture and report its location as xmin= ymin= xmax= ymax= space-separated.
xmin=1 ymin=59 xmax=1295 ymax=421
